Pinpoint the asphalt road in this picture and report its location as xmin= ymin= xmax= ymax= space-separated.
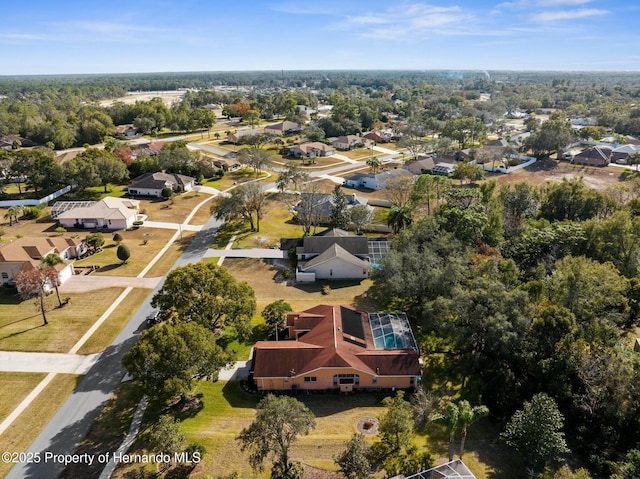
xmin=5 ymin=215 xmax=223 ymax=479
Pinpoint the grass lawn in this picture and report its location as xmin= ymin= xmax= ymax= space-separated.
xmin=0 ymin=374 xmax=81 ymax=479
xmin=338 ymin=148 xmax=378 ymax=160
xmin=0 ymin=372 xmax=47 ymax=424
xmin=74 ymin=228 xmax=175 ymax=277
xmin=0 ymin=287 xmax=125 ymax=353
xmin=222 ymin=258 xmax=377 ymax=314
xmin=203 ymin=168 xmax=268 ymax=191
xmin=76 ymin=288 xmax=152 ymax=355
xmin=232 ymin=194 xmax=302 ymax=249
xmin=140 ymin=191 xmax=212 ymax=224
xmin=144 ymin=231 xmax=196 ymax=278
xmin=112 ymin=380 xmax=519 ymax=479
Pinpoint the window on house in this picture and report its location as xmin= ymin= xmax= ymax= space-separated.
xmin=304 ymin=377 xmax=317 ymax=382
xmin=1 ymin=272 xmax=8 ymax=279
xmin=410 ymin=376 xmax=415 ymax=385
xmin=333 ymin=374 xmax=359 ymax=385
xmin=372 ymin=376 xmax=377 ymax=384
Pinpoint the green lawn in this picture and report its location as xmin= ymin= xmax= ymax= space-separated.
xmin=0 ymin=374 xmax=81 ymax=479
xmin=0 ymin=287 xmax=125 ymax=353
xmin=110 ymin=380 xmax=520 ymax=478
xmin=203 ymin=168 xmax=268 ymax=191
xmin=0 ymin=372 xmax=47 ymax=424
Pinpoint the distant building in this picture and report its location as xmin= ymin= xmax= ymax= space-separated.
xmin=264 ymin=121 xmax=302 ymax=136
xmin=128 ymin=172 xmax=195 ymax=197
xmin=343 ymin=169 xmax=414 ymax=190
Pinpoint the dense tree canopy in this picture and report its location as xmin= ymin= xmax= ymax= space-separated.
xmin=151 ymin=262 xmax=256 ymax=341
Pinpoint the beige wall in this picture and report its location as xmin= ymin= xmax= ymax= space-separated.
xmin=256 ymin=367 xmax=415 ymax=392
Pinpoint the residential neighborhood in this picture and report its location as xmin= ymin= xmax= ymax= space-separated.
xmin=1 ymin=67 xmax=640 ymax=479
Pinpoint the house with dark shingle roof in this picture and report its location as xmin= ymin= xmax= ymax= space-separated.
xmin=127 ymin=172 xmax=195 ymax=197
xmin=573 ymin=146 xmax=611 ymax=167
xmin=250 ymin=304 xmax=421 ymax=392
xmin=294 ymin=228 xmax=372 ymax=282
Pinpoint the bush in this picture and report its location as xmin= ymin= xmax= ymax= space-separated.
xmin=117 ymin=243 xmax=131 ymax=263
xmin=55 ymin=226 xmax=67 ymax=234
xmin=322 ymin=284 xmax=331 ymax=295
xmin=22 ymin=207 xmax=41 ymax=220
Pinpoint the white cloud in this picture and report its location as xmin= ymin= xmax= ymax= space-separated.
xmin=531 ymin=8 xmax=609 ymax=21
xmin=341 ymin=3 xmax=477 ymax=40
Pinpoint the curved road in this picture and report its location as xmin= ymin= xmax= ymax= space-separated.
xmin=6 ymin=215 xmax=223 ymax=479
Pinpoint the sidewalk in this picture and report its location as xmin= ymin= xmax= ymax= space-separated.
xmin=60 ymin=275 xmax=162 ymax=293
xmin=0 ymin=352 xmax=100 ymax=374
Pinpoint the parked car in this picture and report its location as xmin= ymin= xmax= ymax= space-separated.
xmin=146 ymin=310 xmax=160 ymax=324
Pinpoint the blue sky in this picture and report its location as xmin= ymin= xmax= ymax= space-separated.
xmin=1 ymin=0 xmax=639 ymax=75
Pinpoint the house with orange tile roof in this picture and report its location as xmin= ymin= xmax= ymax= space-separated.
xmin=250 ymin=304 xmax=421 ymax=392
xmin=0 ymin=237 xmax=86 ymax=288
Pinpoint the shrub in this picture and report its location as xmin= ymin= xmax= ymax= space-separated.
xmin=22 ymin=207 xmax=41 ymax=220
xmin=55 ymin=226 xmax=67 ymax=234
xmin=322 ymin=284 xmax=331 ymax=295
xmin=117 ymin=243 xmax=131 ymax=263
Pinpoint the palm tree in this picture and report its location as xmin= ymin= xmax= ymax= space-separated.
xmin=366 ymin=156 xmax=381 ymax=173
xmin=458 ymin=400 xmax=489 ymax=458
xmin=4 ymin=205 xmax=23 ymax=226
xmin=433 ymin=402 xmax=460 ymax=462
xmin=387 ymin=205 xmax=413 ymax=234
xmin=41 ymin=253 xmax=64 ymax=307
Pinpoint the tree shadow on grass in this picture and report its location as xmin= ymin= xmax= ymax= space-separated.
xmin=95 ymin=263 xmax=124 ymax=273
xmin=222 ymin=380 xmax=260 ymax=409
xmin=0 ymin=323 xmax=46 ymax=340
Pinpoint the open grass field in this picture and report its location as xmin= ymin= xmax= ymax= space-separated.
xmin=73 ymin=228 xmax=175 ymax=277
xmin=337 ymin=148 xmax=378 ymax=160
xmin=141 ymin=191 xmax=212 ymax=223
xmin=0 ymin=374 xmax=81 ymax=479
xmin=203 ymin=168 xmax=268 ymax=191
xmin=0 ymin=287 xmax=125 ymax=353
xmin=75 ymin=288 xmax=152 ymax=355
xmin=231 ymin=194 xmax=303 ymax=249
xmin=492 ymin=159 xmax=627 ymax=192
xmin=222 ymin=258 xmax=376 ymax=314
xmin=0 ymin=372 xmax=46 ymax=424
xmin=111 ymin=380 xmax=520 ymax=479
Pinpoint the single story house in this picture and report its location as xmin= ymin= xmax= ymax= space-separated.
xmin=610 ymin=144 xmax=640 ymax=164
xmin=404 ymin=157 xmax=439 ymax=175
xmin=212 ymin=158 xmax=241 ymax=172
xmin=405 ymin=459 xmax=476 ymax=479
xmin=284 ymin=142 xmax=335 ymax=159
xmin=344 ymin=168 xmax=414 ymax=190
xmin=432 ymin=163 xmax=458 ymax=177
xmin=572 ymin=146 xmax=611 ymax=167
xmin=294 ymin=228 xmax=372 ymax=282
xmin=127 ymin=172 xmax=195 ymax=197
xmin=294 ymin=193 xmax=373 ymax=225
xmin=251 ymin=304 xmax=421 ymax=392
xmin=0 ymin=237 xmax=86 ymax=288
xmin=226 ymin=129 xmax=262 ymax=144
xmin=56 ymin=197 xmax=141 ymax=231
xmin=115 ymin=124 xmax=137 ymax=139
xmin=332 ymin=135 xmax=370 ymax=151
xmin=264 ymin=121 xmax=302 ymax=136
xmin=364 ymin=130 xmax=391 ymax=143
xmin=131 ymin=141 xmax=164 ymax=159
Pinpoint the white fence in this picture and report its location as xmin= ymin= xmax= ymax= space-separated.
xmin=482 ymin=155 xmax=537 ymax=174
xmin=0 ymin=185 xmax=73 ymax=207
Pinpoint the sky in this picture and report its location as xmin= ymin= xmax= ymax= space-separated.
xmin=1 ymin=0 xmax=639 ymax=75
